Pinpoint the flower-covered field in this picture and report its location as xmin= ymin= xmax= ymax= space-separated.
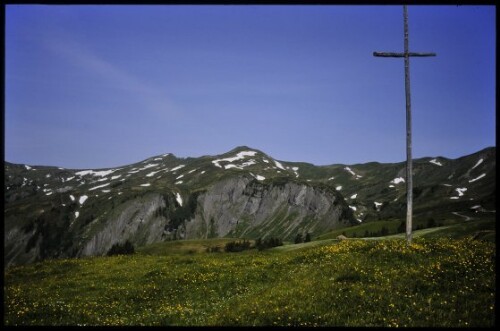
xmin=4 ymin=237 xmax=495 ymax=327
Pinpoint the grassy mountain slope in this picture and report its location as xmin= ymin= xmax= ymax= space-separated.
xmin=4 ymin=233 xmax=495 ymax=327
xmin=4 ymin=146 xmax=496 ymax=267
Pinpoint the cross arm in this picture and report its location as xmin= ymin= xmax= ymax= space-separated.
xmin=373 ymin=51 xmax=436 ymax=57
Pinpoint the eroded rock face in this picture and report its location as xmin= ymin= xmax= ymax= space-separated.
xmin=183 ymin=177 xmax=354 ymax=240
xmin=4 ymin=176 xmax=354 ymax=266
xmin=78 ymin=193 xmax=167 ymax=257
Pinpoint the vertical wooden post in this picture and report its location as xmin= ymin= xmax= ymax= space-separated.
xmin=403 ymin=5 xmax=413 ymax=244
xmin=373 ymin=5 xmax=436 ymax=245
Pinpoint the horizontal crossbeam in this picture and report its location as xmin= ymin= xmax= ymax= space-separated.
xmin=373 ymin=51 xmax=436 ymax=57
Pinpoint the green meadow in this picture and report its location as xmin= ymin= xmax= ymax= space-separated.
xmin=4 ymin=222 xmax=495 ymax=327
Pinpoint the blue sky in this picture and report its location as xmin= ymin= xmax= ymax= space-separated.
xmin=5 ymin=5 xmax=495 ymax=169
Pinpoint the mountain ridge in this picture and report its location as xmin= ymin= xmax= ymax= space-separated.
xmin=4 ymin=145 xmax=495 ymax=267
xmin=6 ymin=145 xmax=495 ymax=170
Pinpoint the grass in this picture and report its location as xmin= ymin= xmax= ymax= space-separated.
xmin=137 ymin=238 xmax=247 ymax=255
xmin=4 ymin=234 xmax=495 ymax=327
xmin=316 ymin=216 xmax=496 ymax=242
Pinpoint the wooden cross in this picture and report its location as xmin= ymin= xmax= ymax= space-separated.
xmin=373 ymin=5 xmax=436 ymax=244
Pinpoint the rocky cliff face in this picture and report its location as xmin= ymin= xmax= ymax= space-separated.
xmin=181 ymin=176 xmax=353 ymax=240
xmin=4 ymin=175 xmax=354 ymax=267
xmin=77 ymin=176 xmax=354 ymax=257
xmin=78 ymin=193 xmax=168 ymax=257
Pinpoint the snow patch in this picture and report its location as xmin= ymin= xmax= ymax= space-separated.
xmin=46 ymin=192 xmax=53 ymax=196
xmin=471 ymin=158 xmax=484 ymax=170
xmin=442 ymin=184 xmax=452 ymax=187
xmin=470 ymin=205 xmax=482 ymax=209
xmin=24 ymin=165 xmax=32 ymax=170
xmin=328 ymin=177 xmax=335 ymax=181
xmin=111 ymin=175 xmax=122 ymax=180
xmin=429 ymin=159 xmax=443 ymax=166
xmin=101 ymin=190 xmax=110 ymax=193
xmin=350 ymin=194 xmax=357 ymax=199
xmin=76 ymin=169 xmax=120 ymax=177
xmin=175 ymin=180 xmax=183 ymax=184
xmin=141 ymin=163 xmax=159 ymax=170
xmin=70 ymin=195 xmax=75 ymax=201
xmin=450 ymin=197 xmax=459 ymax=200
xmin=225 ymin=164 xmax=243 ymax=170
xmin=176 ymin=174 xmax=184 ymax=179
xmin=389 ymin=185 xmax=395 ymax=188
xmin=241 ymin=159 xmax=257 ymax=167
xmin=469 ymin=173 xmax=486 ymax=183
xmin=200 ymin=171 xmax=206 ymax=174
xmin=349 ymin=205 xmax=357 ymax=211
xmin=336 ymin=186 xmax=342 ymax=191
xmin=89 ymin=183 xmax=110 ymax=191
xmin=274 ymin=160 xmax=285 ymax=170
xmin=79 ymin=195 xmax=88 ymax=205
xmin=262 ymin=159 xmax=270 ymax=163
xmin=374 ymin=202 xmax=383 ymax=207
xmin=140 ymin=183 xmax=151 ymax=187
xmin=97 ymin=177 xmax=108 ymax=182
xmin=390 ymin=177 xmax=405 ymax=184
xmin=170 ymin=165 xmax=185 ymax=172
xmin=75 ymin=211 xmax=79 ymax=219
xmin=146 ymin=171 xmax=160 ymax=177
xmin=175 ymin=193 xmax=183 ymax=206
xmin=212 ymin=151 xmax=257 ymax=168
xmin=250 ymin=173 xmax=266 ymax=181
xmin=455 ymin=187 xmax=467 ymax=197
xmin=345 ymin=167 xmax=356 ymax=176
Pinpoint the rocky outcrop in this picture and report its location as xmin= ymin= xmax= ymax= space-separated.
xmin=78 ymin=193 xmax=167 ymax=257
xmin=78 ymin=176 xmax=354 ymax=257
xmin=181 ymin=176 xmax=355 ymax=241
xmin=4 ymin=176 xmax=355 ymax=265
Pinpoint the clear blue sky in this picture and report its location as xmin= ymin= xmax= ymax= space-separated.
xmin=5 ymin=5 xmax=496 ymax=169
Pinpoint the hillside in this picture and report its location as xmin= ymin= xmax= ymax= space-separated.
xmin=4 ymin=146 xmax=496 ymax=267
xmin=4 ymin=235 xmax=495 ymax=327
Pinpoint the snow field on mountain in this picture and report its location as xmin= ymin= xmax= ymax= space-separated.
xmin=469 ymin=173 xmax=486 ymax=183
xmin=76 ymin=169 xmax=120 ymax=177
xmin=79 ymin=195 xmax=88 ymax=205
xmin=89 ymin=183 xmax=110 ymax=191
xmin=471 ymin=158 xmax=484 ymax=170
xmin=391 ymin=177 xmax=405 ymax=185
xmin=175 ymin=192 xmax=183 ymax=206
xmin=170 ymin=165 xmax=185 ymax=172
xmin=429 ymin=159 xmax=443 ymax=166
xmin=212 ymin=151 xmax=258 ymax=168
